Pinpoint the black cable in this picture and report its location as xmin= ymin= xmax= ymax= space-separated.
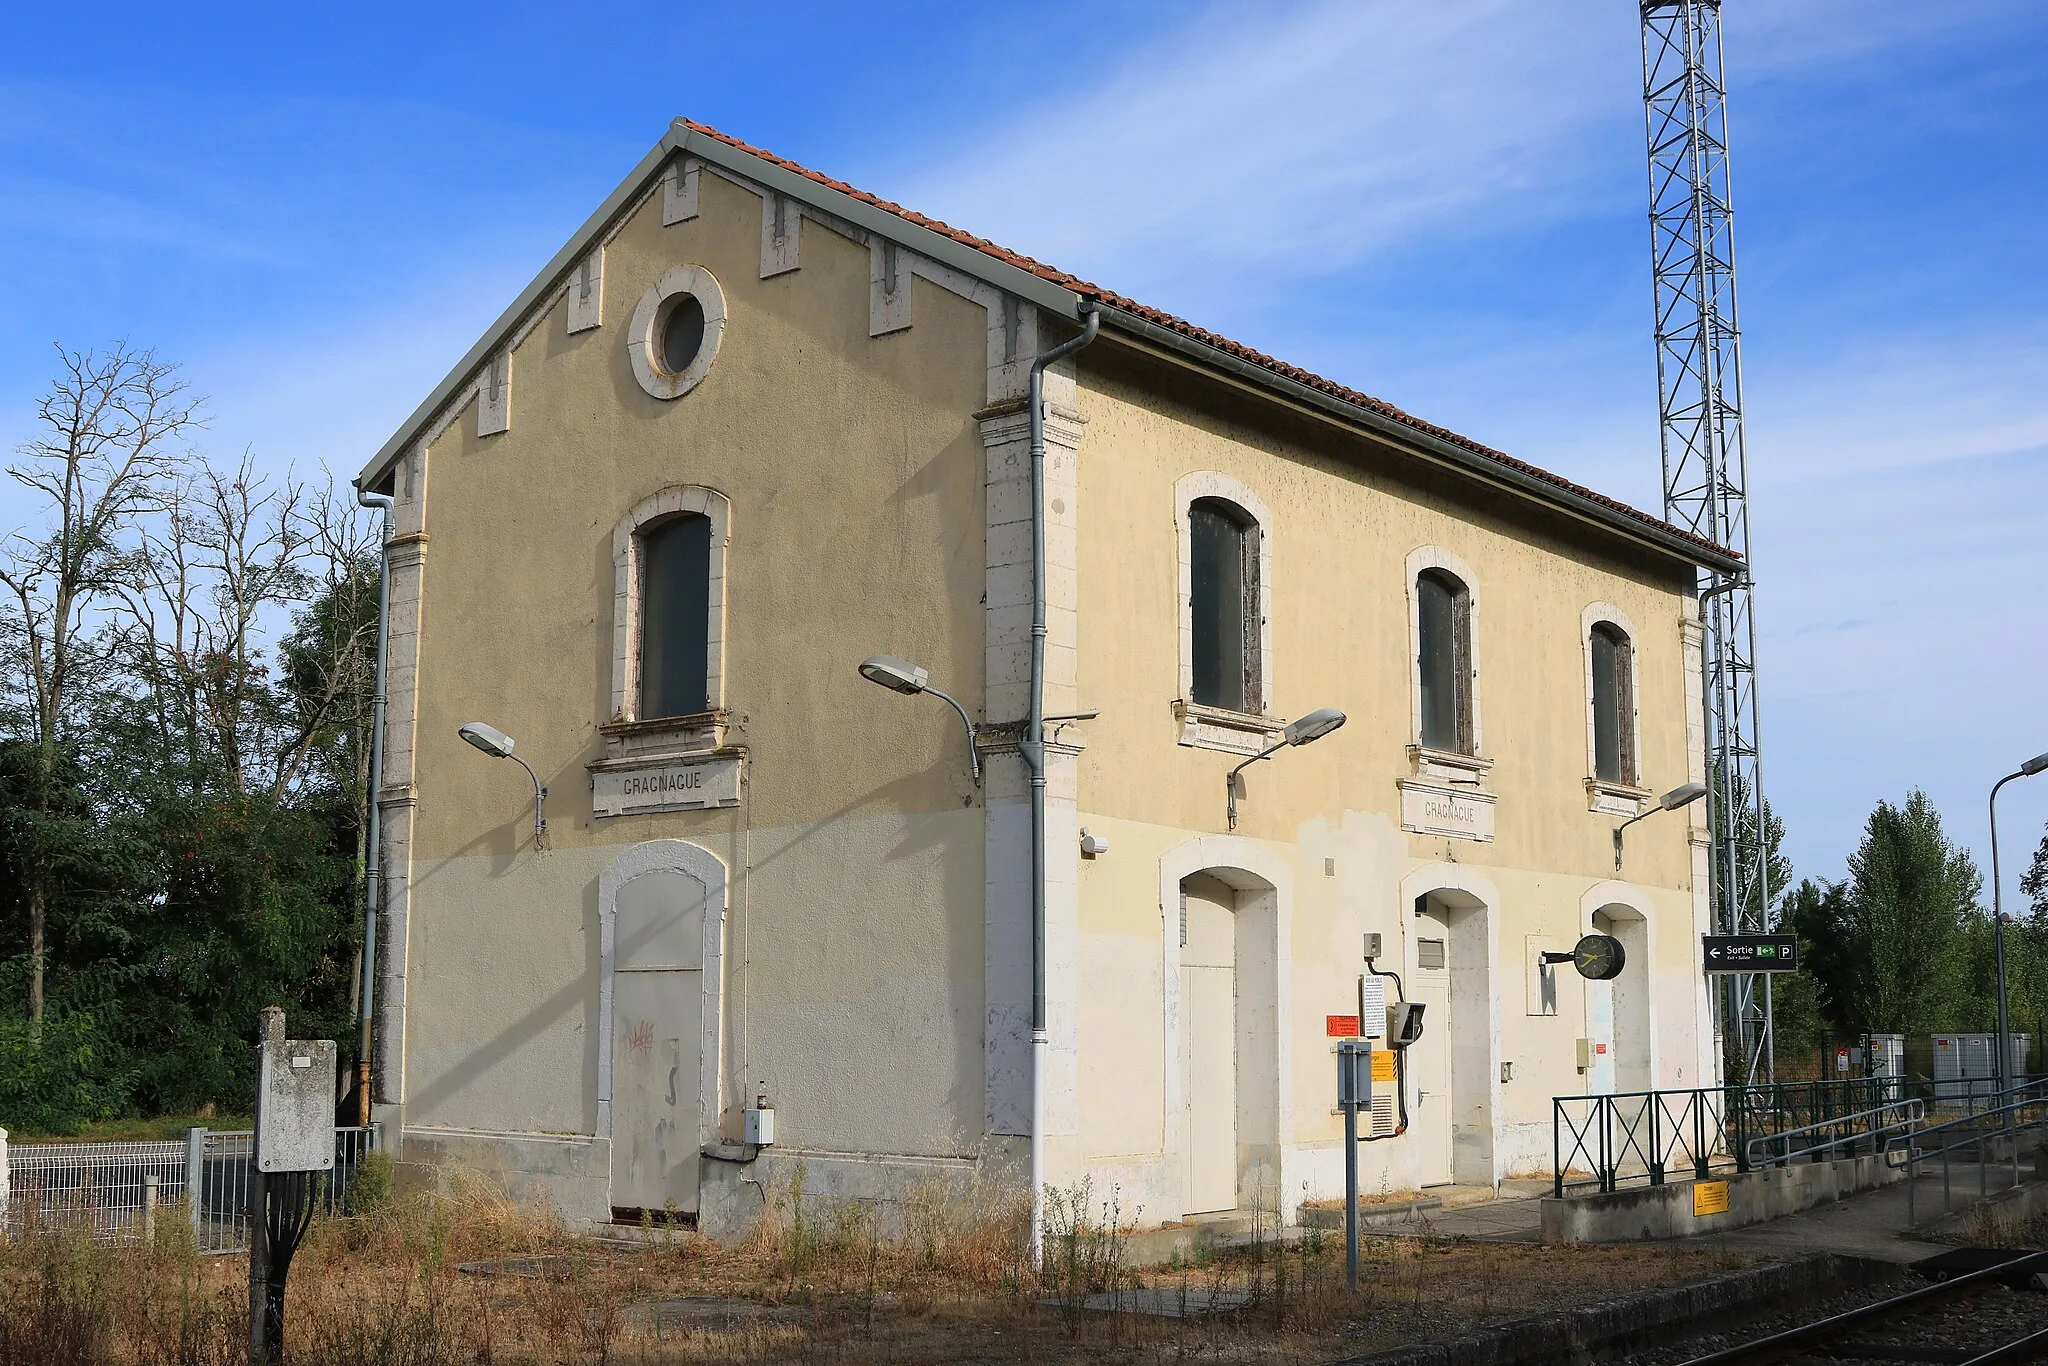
xmin=259 ymin=1169 xmax=323 ymax=1355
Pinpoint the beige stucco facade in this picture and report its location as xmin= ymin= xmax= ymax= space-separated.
xmin=358 ymin=122 xmax=1733 ymax=1235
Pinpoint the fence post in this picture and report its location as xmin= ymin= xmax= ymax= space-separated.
xmin=1734 ymin=1088 xmax=1749 ymax=1174
xmin=1649 ymin=1096 xmax=1664 ymax=1185
xmin=1 ymin=1125 xmax=9 ymax=1226
xmin=186 ymin=1127 xmax=206 ymax=1244
xmin=142 ymin=1173 xmax=158 ymax=1243
xmin=1552 ymin=1099 xmax=1562 ymax=1199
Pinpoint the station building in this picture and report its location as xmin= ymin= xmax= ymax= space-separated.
xmin=357 ymin=119 xmax=1741 ymax=1235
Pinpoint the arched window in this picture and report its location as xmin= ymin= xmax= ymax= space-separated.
xmin=1189 ymin=497 xmax=1259 ymax=713
xmin=638 ymin=513 xmax=712 ymax=719
xmin=1589 ymin=622 xmax=1635 ymax=784
xmin=1416 ymin=568 xmax=1472 ymax=753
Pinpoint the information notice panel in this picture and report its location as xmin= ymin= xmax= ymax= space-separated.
xmin=1701 ymin=934 xmax=1799 ymax=974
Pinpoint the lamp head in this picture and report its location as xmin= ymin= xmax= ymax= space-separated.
xmin=2022 ymin=752 xmax=2048 ymax=778
xmin=858 ymin=655 xmax=930 ymax=696
xmin=1283 ymin=707 xmax=1347 ymax=746
xmin=458 ymin=721 xmax=516 ymax=759
xmin=1660 ymin=781 xmax=1709 ymax=811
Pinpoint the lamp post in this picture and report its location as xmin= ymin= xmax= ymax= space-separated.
xmin=457 ymin=721 xmax=547 ymax=848
xmin=856 ymin=655 xmax=986 ymax=785
xmin=1612 ymin=781 xmax=1709 ymax=873
xmin=1225 ymin=708 xmax=1347 ymax=830
xmin=1990 ymin=751 xmax=2048 ymax=1100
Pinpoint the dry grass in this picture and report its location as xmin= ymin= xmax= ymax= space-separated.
xmin=0 ymin=1171 xmax=1758 ymax=1365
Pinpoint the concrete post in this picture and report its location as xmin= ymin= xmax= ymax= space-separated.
xmin=1 ymin=1125 xmax=9 ymax=1226
xmin=185 ymin=1127 xmax=205 ymax=1244
xmin=142 ymin=1173 xmax=158 ymax=1243
xmin=248 ymin=1006 xmax=284 ymax=1365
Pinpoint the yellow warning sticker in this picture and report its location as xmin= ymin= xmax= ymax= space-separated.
xmin=1372 ymin=1050 xmax=1397 ymax=1082
xmin=1692 ymin=1180 xmax=1730 ymax=1216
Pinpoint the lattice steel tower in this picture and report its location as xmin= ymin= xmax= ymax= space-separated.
xmin=1640 ymin=0 xmax=1773 ymax=1082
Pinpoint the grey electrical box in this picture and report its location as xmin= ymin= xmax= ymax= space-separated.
xmin=255 ymin=1011 xmax=337 ymax=1173
xmin=1362 ymin=932 xmax=1384 ymax=959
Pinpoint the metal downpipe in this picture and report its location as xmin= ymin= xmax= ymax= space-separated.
xmin=1025 ymin=302 xmax=1099 ymax=1263
xmin=354 ymin=486 xmax=394 ymax=1121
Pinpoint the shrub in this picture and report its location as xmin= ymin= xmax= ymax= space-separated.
xmin=345 ymin=1150 xmax=394 ymax=1216
xmin=0 ymin=1012 xmax=113 ymax=1135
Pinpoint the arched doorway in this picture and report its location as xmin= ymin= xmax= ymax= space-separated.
xmin=1588 ymin=904 xmax=1651 ymax=1095
xmin=599 ymin=841 xmax=726 ymax=1222
xmin=1160 ymin=843 xmax=1286 ymax=1222
xmin=1411 ymin=885 xmax=1496 ymax=1187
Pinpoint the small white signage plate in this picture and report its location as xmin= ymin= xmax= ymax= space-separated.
xmin=593 ymin=754 xmax=742 ymax=817
xmin=1398 ymin=780 xmax=1496 ymax=842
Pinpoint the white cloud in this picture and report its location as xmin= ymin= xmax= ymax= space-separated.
xmin=1747 ymin=335 xmax=2048 ymax=485
xmin=896 ymin=1 xmax=1637 ymax=300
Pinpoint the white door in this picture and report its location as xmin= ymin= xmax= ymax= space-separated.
xmin=1585 ymin=977 xmax=1616 ymax=1095
xmin=1411 ymin=934 xmax=1454 ymax=1187
xmin=610 ymin=869 xmax=706 ymax=1217
xmin=1602 ymin=912 xmax=1651 ymax=1094
xmin=1181 ymin=876 xmax=1237 ymax=1214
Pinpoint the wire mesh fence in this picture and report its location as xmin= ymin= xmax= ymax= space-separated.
xmin=2 ymin=1124 xmax=379 ymax=1252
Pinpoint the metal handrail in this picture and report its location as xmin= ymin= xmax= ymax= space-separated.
xmin=1893 ymin=1084 xmax=2048 ymax=1227
xmin=1745 ymin=1099 xmax=1923 ymax=1168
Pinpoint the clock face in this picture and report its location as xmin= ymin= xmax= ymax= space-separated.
xmin=1573 ymin=933 xmax=1627 ymax=981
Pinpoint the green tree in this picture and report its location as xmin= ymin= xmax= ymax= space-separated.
xmin=1839 ymin=791 xmax=1982 ymax=1036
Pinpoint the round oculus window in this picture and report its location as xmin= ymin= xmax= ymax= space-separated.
xmin=659 ymin=293 xmax=706 ymax=376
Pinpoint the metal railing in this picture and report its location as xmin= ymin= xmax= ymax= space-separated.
xmin=1744 ymin=1098 xmax=1923 ymax=1168
xmin=1891 ymin=1080 xmax=2048 ymax=1226
xmin=1551 ymin=1076 xmax=2021 ymax=1198
xmin=3 ymin=1124 xmax=379 ymax=1252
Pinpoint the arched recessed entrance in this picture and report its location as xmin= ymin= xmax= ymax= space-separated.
xmin=1409 ymin=881 xmax=1497 ymax=1188
xmin=1588 ymin=903 xmax=1652 ymax=1095
xmin=1159 ymin=840 xmax=1289 ymax=1222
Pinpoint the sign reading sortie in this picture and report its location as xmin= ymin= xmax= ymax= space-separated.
xmin=592 ymin=755 xmax=742 ymax=817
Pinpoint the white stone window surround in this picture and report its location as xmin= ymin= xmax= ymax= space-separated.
xmin=1173 ymin=471 xmax=1278 ymax=756
xmin=611 ymin=485 xmax=731 ymax=729
xmin=628 ymin=265 xmax=728 ymax=402
xmin=1403 ymin=545 xmax=1487 ymax=775
xmin=595 ymin=839 xmax=728 ymax=1148
xmin=1582 ymin=601 xmax=1650 ymax=815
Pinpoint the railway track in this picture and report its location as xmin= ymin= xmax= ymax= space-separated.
xmin=1675 ymin=1250 xmax=2048 ymax=1365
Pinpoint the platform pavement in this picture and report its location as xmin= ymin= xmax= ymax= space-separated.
xmin=1358 ymin=1168 xmax=2025 ymax=1263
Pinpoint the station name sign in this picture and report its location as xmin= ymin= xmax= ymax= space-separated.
xmin=592 ymin=754 xmax=742 ymax=817
xmin=1701 ymin=934 xmax=1799 ymax=974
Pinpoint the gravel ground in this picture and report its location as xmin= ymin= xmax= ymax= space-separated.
xmin=1629 ymin=1267 xmax=2048 ymax=1364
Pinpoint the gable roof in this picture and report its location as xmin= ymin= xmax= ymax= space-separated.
xmin=359 ymin=118 xmax=1742 ymax=574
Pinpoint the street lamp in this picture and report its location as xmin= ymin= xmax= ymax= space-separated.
xmin=458 ymin=721 xmax=547 ymax=848
xmin=1612 ymin=781 xmax=1709 ymax=872
xmin=1990 ymin=751 xmax=2048 ymax=1099
xmin=857 ymin=655 xmax=983 ymax=785
xmin=1226 ymin=708 xmax=1347 ymax=830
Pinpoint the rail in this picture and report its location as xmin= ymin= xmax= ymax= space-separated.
xmin=1743 ymin=1098 xmax=1923 ymax=1168
xmin=1891 ymin=1080 xmax=2048 ymax=1226
xmin=1552 ymin=1074 xmax=2031 ymax=1198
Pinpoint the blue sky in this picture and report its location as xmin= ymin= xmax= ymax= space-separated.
xmin=3 ymin=1 xmax=2044 ymax=899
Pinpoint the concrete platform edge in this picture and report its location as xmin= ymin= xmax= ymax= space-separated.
xmin=1542 ymin=1153 xmax=1902 ymax=1244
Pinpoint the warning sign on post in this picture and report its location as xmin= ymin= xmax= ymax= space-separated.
xmin=1326 ymin=1015 xmax=1361 ymax=1038
xmin=1692 ymin=1181 xmax=1730 ymax=1217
